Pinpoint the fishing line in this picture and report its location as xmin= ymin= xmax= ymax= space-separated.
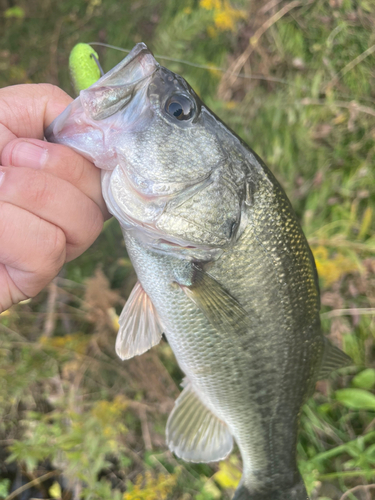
xmin=88 ymin=41 xmax=292 ymax=86
xmin=85 ymin=42 xmax=374 ymax=108
xmin=90 ymin=52 xmax=104 ymax=77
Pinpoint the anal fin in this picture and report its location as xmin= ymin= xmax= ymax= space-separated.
xmin=318 ymin=337 xmax=352 ymax=379
xmin=116 ymin=281 xmax=163 ymax=360
xmin=166 ymin=379 xmax=233 ymax=463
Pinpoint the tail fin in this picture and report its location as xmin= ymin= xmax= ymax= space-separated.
xmin=233 ymin=480 xmax=309 ymax=500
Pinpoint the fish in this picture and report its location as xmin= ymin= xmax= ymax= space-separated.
xmin=46 ymin=43 xmax=351 ymax=500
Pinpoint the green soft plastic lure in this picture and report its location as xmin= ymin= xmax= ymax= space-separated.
xmin=69 ymin=43 xmax=101 ymax=95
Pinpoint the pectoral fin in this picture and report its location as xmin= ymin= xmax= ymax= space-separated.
xmin=115 ymin=281 xmax=163 ymax=360
xmin=318 ymin=337 xmax=352 ymax=379
xmin=166 ymin=379 xmax=233 ymax=462
xmin=181 ymin=267 xmax=253 ymax=338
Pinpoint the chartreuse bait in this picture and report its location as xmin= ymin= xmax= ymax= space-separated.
xmin=69 ymin=43 xmax=101 ymax=95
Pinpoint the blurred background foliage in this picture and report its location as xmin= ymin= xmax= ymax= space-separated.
xmin=1 ymin=0 xmax=375 ymax=499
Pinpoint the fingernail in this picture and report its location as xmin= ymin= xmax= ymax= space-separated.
xmin=11 ymin=142 xmax=49 ymax=169
xmin=0 ymin=169 xmax=4 ymax=187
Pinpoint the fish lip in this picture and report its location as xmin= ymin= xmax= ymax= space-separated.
xmin=118 ymin=42 xmax=151 ymax=67
xmin=130 ymin=43 xmax=158 ymax=75
xmin=88 ymin=42 xmax=158 ymax=94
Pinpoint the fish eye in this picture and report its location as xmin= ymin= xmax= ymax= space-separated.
xmin=165 ymin=95 xmax=195 ymax=121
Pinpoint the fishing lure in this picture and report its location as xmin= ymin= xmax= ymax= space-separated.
xmin=69 ymin=43 xmax=102 ymax=95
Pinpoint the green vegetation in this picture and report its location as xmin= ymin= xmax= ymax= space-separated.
xmin=1 ymin=0 xmax=375 ymax=499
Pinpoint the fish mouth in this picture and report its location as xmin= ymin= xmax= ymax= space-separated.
xmin=45 ymin=43 xmax=159 ymax=166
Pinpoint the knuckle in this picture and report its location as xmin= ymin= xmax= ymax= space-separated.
xmin=63 ymin=149 xmax=87 ymax=185
xmin=67 ymin=204 xmax=103 ymax=259
xmin=26 ymin=170 xmax=52 ymax=209
xmin=0 ymin=203 xmax=18 ymax=257
xmin=38 ymin=83 xmax=70 ymax=101
xmin=38 ymin=83 xmax=60 ymax=95
xmin=36 ymin=221 xmax=66 ymax=273
xmin=89 ymin=206 xmax=104 ymax=239
xmin=83 ymin=205 xmax=104 ymax=246
xmin=46 ymin=225 xmax=66 ymax=268
xmin=0 ymin=202 xmax=9 ymax=240
xmin=0 ymin=96 xmax=13 ymax=125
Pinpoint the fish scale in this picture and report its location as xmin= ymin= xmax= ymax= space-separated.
xmin=46 ymin=42 xmax=352 ymax=500
xmin=124 ymin=228 xmax=304 ymax=491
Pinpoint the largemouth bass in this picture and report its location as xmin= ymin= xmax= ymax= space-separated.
xmin=46 ymin=43 xmax=351 ymax=500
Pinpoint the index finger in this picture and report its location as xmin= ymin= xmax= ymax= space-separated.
xmin=0 ymin=83 xmax=72 ymax=156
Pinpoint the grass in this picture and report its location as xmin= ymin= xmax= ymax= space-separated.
xmin=1 ymin=1 xmax=375 ymax=499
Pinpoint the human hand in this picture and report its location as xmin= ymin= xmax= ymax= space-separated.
xmin=0 ymin=83 xmax=109 ymax=313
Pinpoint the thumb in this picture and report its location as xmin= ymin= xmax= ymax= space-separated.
xmin=0 ymin=83 xmax=72 ymax=157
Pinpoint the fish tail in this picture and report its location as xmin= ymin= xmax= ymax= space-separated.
xmin=233 ymin=479 xmax=309 ymax=499
xmin=232 ymin=485 xmax=252 ymax=500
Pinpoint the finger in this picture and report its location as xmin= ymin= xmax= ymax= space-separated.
xmin=1 ymin=138 xmax=110 ymax=218
xmin=0 ymin=84 xmax=72 ymax=155
xmin=0 ymin=201 xmax=66 ymax=300
xmin=0 ymin=166 xmax=103 ymax=261
xmin=0 ymin=265 xmax=28 ymax=313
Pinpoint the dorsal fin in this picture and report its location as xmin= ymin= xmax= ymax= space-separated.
xmin=166 ymin=379 xmax=233 ymax=463
xmin=115 ymin=281 xmax=163 ymax=360
xmin=318 ymin=337 xmax=352 ymax=379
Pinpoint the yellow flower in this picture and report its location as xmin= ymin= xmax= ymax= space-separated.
xmin=214 ymin=10 xmax=235 ymax=31
xmin=123 ymin=471 xmax=178 ymax=500
xmin=200 ymin=0 xmax=221 ymax=10
xmin=39 ymin=333 xmax=90 ymax=355
xmin=214 ymin=459 xmax=242 ymax=489
xmin=225 ymin=101 xmax=238 ymax=109
xmin=312 ymin=246 xmax=359 ymax=287
xmin=107 ymin=306 xmax=120 ymax=331
xmin=201 ymin=0 xmax=247 ymax=35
